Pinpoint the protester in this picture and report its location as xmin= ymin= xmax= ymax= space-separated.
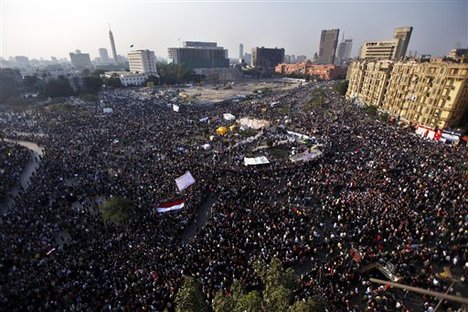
xmin=0 ymin=82 xmax=466 ymax=311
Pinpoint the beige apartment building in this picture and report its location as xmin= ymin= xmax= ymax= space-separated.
xmin=346 ymin=59 xmax=468 ymax=129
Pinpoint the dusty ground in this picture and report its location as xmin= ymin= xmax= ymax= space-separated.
xmin=180 ymin=79 xmax=306 ymax=104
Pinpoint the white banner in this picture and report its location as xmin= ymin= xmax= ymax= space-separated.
xmin=175 ymin=171 xmax=196 ymax=191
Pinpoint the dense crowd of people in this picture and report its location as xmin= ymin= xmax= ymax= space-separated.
xmin=0 ymin=81 xmax=466 ymax=311
xmin=0 ymin=141 xmax=30 ymax=203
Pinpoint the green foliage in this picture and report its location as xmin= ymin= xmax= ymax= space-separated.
xmin=334 ymin=80 xmax=349 ymax=96
xmin=43 ymin=77 xmax=75 ymax=97
xmin=104 ymin=75 xmax=122 ymax=88
xmin=363 ymin=105 xmax=378 ymax=116
xmin=234 ymin=291 xmax=262 ymax=312
xmin=80 ymin=93 xmax=98 ymax=102
xmin=264 ymin=286 xmax=291 ymax=312
xmin=182 ymin=258 xmax=327 ymax=312
xmin=82 ymin=76 xmax=102 ymax=94
xmin=213 ymin=290 xmax=235 ymax=312
xmin=306 ymin=89 xmax=326 ymax=111
xmin=289 ymin=299 xmax=326 ymax=312
xmin=158 ymin=63 xmax=193 ymax=85
xmin=175 ymin=276 xmax=209 ymax=312
xmin=23 ymin=75 xmax=40 ymax=92
xmin=99 ymin=197 xmax=135 ymax=225
xmin=0 ymin=68 xmax=22 ymax=102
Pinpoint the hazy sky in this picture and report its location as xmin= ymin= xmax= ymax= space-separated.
xmin=1 ymin=0 xmax=467 ymax=60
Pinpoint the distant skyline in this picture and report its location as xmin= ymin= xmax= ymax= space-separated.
xmin=1 ymin=0 xmax=467 ymax=61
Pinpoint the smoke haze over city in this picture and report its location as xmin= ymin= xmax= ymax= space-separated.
xmin=2 ymin=0 xmax=467 ymax=60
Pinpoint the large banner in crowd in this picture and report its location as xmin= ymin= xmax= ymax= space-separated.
xmin=175 ymin=171 xmax=196 ymax=191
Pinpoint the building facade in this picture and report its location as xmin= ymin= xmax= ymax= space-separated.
xmin=359 ymin=40 xmax=400 ymax=60
xmin=69 ymin=50 xmax=93 ymax=69
xmin=275 ymin=63 xmax=346 ymax=80
xmin=128 ymin=50 xmax=158 ymax=75
xmin=168 ymin=41 xmax=229 ymax=69
xmin=98 ymin=48 xmax=111 ymax=64
xmin=346 ymin=59 xmax=468 ymax=129
xmin=239 ymin=43 xmax=244 ymax=60
xmin=251 ymin=47 xmax=285 ymax=68
xmin=359 ymin=26 xmax=413 ymax=61
xmin=336 ymin=39 xmax=353 ymax=65
xmin=393 ymin=26 xmax=413 ymax=60
xmin=109 ymin=29 xmax=118 ymax=64
xmin=318 ymin=29 xmax=340 ymax=65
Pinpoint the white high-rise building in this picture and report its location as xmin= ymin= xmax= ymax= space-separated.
xmin=128 ymin=50 xmax=158 ymax=75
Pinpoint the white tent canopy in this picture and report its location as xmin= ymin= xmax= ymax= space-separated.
xmin=244 ymin=156 xmax=270 ymax=166
xmin=223 ymin=113 xmax=236 ymax=121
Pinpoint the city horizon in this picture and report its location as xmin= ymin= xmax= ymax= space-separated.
xmin=1 ymin=0 xmax=467 ymax=61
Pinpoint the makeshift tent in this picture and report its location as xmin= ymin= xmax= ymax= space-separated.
xmin=223 ymin=113 xmax=236 ymax=121
xmin=239 ymin=117 xmax=271 ymax=130
xmin=103 ymin=108 xmax=113 ymax=114
xmin=216 ymin=127 xmax=228 ymax=135
xmin=290 ymin=150 xmax=322 ymax=163
xmin=173 ymin=104 xmax=180 ymax=112
xmin=244 ymin=156 xmax=270 ymax=166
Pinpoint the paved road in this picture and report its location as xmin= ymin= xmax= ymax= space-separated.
xmin=0 ymin=139 xmax=44 ymax=214
xmin=180 ymin=192 xmax=218 ymax=245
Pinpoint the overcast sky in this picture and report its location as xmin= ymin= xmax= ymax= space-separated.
xmin=1 ymin=0 xmax=467 ymax=60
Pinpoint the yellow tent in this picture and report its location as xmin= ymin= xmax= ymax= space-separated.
xmin=216 ymin=127 xmax=228 ymax=135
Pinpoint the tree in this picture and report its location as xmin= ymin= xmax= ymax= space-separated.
xmin=213 ymin=290 xmax=235 ymax=312
xmin=334 ymin=80 xmax=349 ymax=96
xmin=0 ymin=68 xmax=22 ymax=102
xmin=43 ymin=77 xmax=74 ymax=97
xmin=184 ymin=259 xmax=327 ymax=312
xmin=146 ymin=75 xmax=160 ymax=85
xmin=82 ymin=76 xmax=102 ymax=94
xmin=157 ymin=63 xmax=193 ymax=85
xmin=99 ymin=197 xmax=135 ymax=225
xmin=23 ymin=74 xmax=40 ymax=92
xmin=104 ymin=74 xmax=122 ymax=88
xmin=234 ymin=291 xmax=262 ymax=312
xmin=289 ymin=299 xmax=326 ymax=312
xmin=175 ymin=276 xmax=209 ymax=312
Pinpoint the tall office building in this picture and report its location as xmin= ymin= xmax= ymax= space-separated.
xmin=318 ymin=29 xmax=340 ymax=64
xmin=168 ymin=41 xmax=229 ymax=69
xmin=239 ymin=43 xmax=244 ymax=60
xmin=393 ymin=26 xmax=413 ymax=60
xmin=109 ymin=28 xmax=118 ymax=64
xmin=69 ymin=50 xmax=93 ymax=69
xmin=128 ymin=50 xmax=158 ymax=74
xmin=336 ymin=39 xmax=353 ymax=65
xmin=359 ymin=40 xmax=400 ymax=60
xmin=251 ymin=47 xmax=285 ymax=68
xmin=99 ymin=48 xmax=111 ymax=64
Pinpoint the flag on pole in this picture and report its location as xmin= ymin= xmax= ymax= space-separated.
xmin=175 ymin=171 xmax=195 ymax=191
xmin=156 ymin=199 xmax=185 ymax=213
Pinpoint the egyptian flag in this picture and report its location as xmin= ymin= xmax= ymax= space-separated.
xmin=156 ymin=199 xmax=185 ymax=213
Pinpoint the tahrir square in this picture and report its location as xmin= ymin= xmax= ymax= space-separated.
xmin=1 ymin=16 xmax=468 ymax=312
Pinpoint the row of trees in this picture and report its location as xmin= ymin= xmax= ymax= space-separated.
xmin=175 ymin=258 xmax=326 ymax=312
xmin=1 ymin=63 xmax=203 ymax=106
